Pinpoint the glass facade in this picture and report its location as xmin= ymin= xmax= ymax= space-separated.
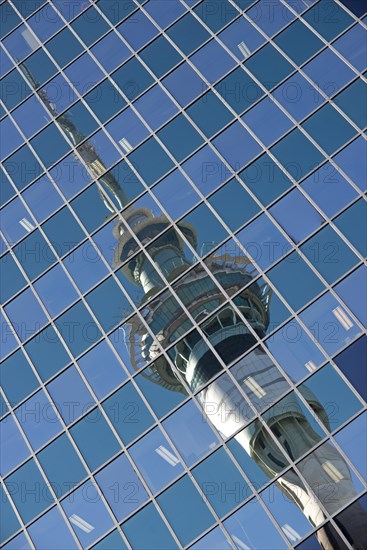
xmin=0 ymin=0 xmax=366 ymax=548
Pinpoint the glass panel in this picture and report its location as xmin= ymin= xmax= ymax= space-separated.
xmin=47 ymin=365 xmax=95 ymax=425
xmin=274 ymin=19 xmax=323 ymax=65
xmin=224 ymin=497 xmax=288 ymax=549
xmin=303 ymin=0 xmax=353 ymax=41
xmin=37 ymin=432 xmax=88 ymax=497
xmin=55 ymin=301 xmax=102 ymax=357
xmin=187 ymin=90 xmax=233 ymax=138
xmin=245 ymin=43 xmax=294 ymax=90
xmin=0 ymin=253 xmax=27 ymax=304
xmin=24 ymin=325 xmax=70 ymax=382
xmin=335 ymin=265 xmax=367 ymax=328
xmin=219 ymin=15 xmax=266 ymax=60
xmin=334 ymin=199 xmax=367 ymax=257
xmin=102 ymin=381 xmax=155 ymax=444
xmin=95 ymin=453 xmax=149 ymax=521
xmin=140 ymin=35 xmax=183 ymax=78
xmin=213 ymin=120 xmax=262 ymax=170
xmin=157 ymin=475 xmax=215 ymax=546
xmin=242 ymin=95 xmax=293 ymax=147
xmin=5 ymin=287 xmax=48 ymax=342
xmin=122 ymin=502 xmax=179 ymax=549
xmin=191 ymin=39 xmax=236 ymax=84
xmin=0 ymin=349 xmax=39 ymax=406
xmin=334 ymin=136 xmax=367 ymax=192
xmin=0 ymin=414 xmax=30 ymax=476
xmin=15 ymin=389 xmax=62 ymax=451
xmin=166 ymin=13 xmax=211 ymax=56
xmin=61 ymin=481 xmax=114 ymax=547
xmin=163 ymin=399 xmax=220 ymax=466
xmin=334 ymin=336 xmax=367 ymax=401
xmin=193 ymin=447 xmax=252 ymax=517
xmin=70 ymin=409 xmax=121 ymax=471
xmin=5 ymin=459 xmax=54 ymax=523
xmin=28 ymin=505 xmax=78 ymax=550
xmin=129 ymin=426 xmax=184 ymax=493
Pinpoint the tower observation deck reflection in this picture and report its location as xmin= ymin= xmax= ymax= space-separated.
xmin=26 ymin=65 xmax=366 ymax=550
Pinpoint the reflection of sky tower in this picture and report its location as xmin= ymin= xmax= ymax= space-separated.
xmin=25 ymin=65 xmax=365 ymax=550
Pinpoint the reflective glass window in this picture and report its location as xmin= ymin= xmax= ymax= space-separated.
xmin=334 ymin=136 xmax=366 ymax=192
xmin=134 ymin=357 xmax=187 ymax=419
xmin=303 ymin=47 xmax=355 ymax=97
xmin=19 ymin=48 xmax=58 ymax=87
xmin=301 ymin=225 xmax=359 ymax=284
xmin=334 ymin=78 xmax=367 ymax=130
xmin=129 ymin=426 xmax=184 ymax=493
xmin=0 ymin=3 xmax=21 ymax=39
xmin=85 ymin=276 xmax=133 ymax=332
xmin=37 ymin=432 xmax=88 ymax=497
xmin=208 ymin=178 xmax=260 ymax=231
xmin=300 ymin=291 xmax=362 ymax=356
xmin=245 ymin=43 xmax=294 ymax=90
xmin=187 ymin=90 xmax=233 ymax=138
xmin=45 ymin=26 xmax=84 ymax=68
xmin=0 ymin=117 xmax=23 ymax=161
xmin=239 ymin=153 xmax=292 ymax=207
xmin=0 ymin=485 xmax=21 ymax=545
xmin=274 ymin=19 xmax=324 ymax=65
xmin=91 ymin=31 xmax=130 ymax=73
xmin=77 ymin=340 xmax=127 ymax=400
xmin=272 ymin=72 xmax=324 ymax=121
xmin=191 ymin=39 xmax=236 ymax=84
xmin=224 ymin=497 xmax=288 ymax=549
xmin=129 ymin=136 xmax=174 ymax=185
xmin=24 ymin=325 xmax=70 ymax=382
xmin=247 ymin=0 xmax=295 ymax=36
xmin=302 ymin=103 xmax=356 ymax=156
xmin=167 ymin=12 xmax=211 ymax=56
xmin=301 ymin=161 xmax=357 ymax=218
xmin=15 ymin=389 xmax=62 ymax=451
xmin=215 ymin=66 xmax=264 ymax=115
xmin=269 ymin=188 xmax=325 ymax=244
xmin=112 ymin=57 xmax=154 ymax=102
xmin=122 ymin=502 xmax=179 ymax=550
xmin=163 ymin=61 xmax=207 ymax=107
xmin=297 ymin=439 xmax=365 ymax=516
xmin=0 ymin=414 xmax=30 ymax=476
xmin=71 ymin=184 xmax=111 ymax=234
xmin=299 ymin=362 xmax=363 ymax=432
xmin=1 ymin=197 xmax=37 ymax=245
xmin=140 ymin=35 xmax=183 ymax=78
xmin=3 ymin=144 xmax=43 ymax=191
xmin=242 ymin=95 xmax=293 ymax=147
xmin=42 ymin=206 xmax=86 ymax=258
xmin=182 ymin=144 xmax=229 ymax=196
xmin=70 ymin=409 xmax=121 ymax=471
xmin=61 ymin=481 xmax=114 ymax=547
xmin=60 ymin=102 xmax=99 ymax=145
xmin=28 ymin=506 xmax=77 ymax=550
xmin=63 ymin=240 xmax=109 ymax=295
xmin=96 ymin=0 xmax=136 ymax=25
xmin=0 ymin=312 xmax=18 ymax=361
xmin=91 ymin=530 xmax=128 ymax=550
xmin=30 ymin=124 xmax=70 ymax=169
xmin=219 ymin=14 xmax=266 ymax=60
xmin=183 ymin=202 xmax=228 ymax=256
xmin=213 ymin=120 xmax=262 ymax=170
xmin=193 ymin=447 xmax=252 ymax=517
xmin=236 ymin=213 xmax=289 ymax=270
xmin=55 ymin=301 xmax=102 ymax=357
xmin=135 ymin=84 xmax=178 ymax=131
xmin=335 ymin=265 xmax=367 ymax=328
xmin=71 ymin=7 xmax=110 ymax=46
xmin=266 ymin=318 xmax=326 ymax=382
xmin=117 ymin=9 xmax=159 ymax=50
xmin=102 ymin=381 xmax=154 ymax=444
xmin=40 ymin=73 xmax=78 ymax=115
xmin=64 ymin=53 xmax=104 ymax=95
xmin=303 ymin=0 xmax=353 ymax=41
xmin=28 ymin=4 xmax=63 ymax=42
xmin=157 ymin=475 xmax=215 ymax=546
xmin=0 ymin=253 xmax=26 ymax=304
xmin=194 ymin=0 xmax=237 ymax=32
xmin=47 ymin=365 xmax=95 ymax=425
xmin=334 ymin=198 xmax=367 ymax=257
xmin=0 ymin=68 xmax=31 ymax=110
xmin=95 ymin=453 xmax=149 ymax=521
xmin=152 ymin=169 xmax=199 ymax=220
xmin=106 ymin=107 xmax=149 ymax=153
xmin=5 ymin=459 xmax=54 ymax=524
xmin=163 ymin=400 xmax=219 ymax=466
xmin=158 ymin=114 xmax=204 ymax=162
xmin=34 ymin=264 xmax=78 ymax=318
xmin=191 ymin=527 xmax=232 ymax=549
xmin=145 ymin=0 xmax=186 ymax=28
xmin=268 ymin=252 xmax=325 ymax=311
xmin=333 ymin=23 xmax=367 ymax=72
xmin=2 ymin=531 xmax=30 ymax=550
xmin=334 ymin=412 xmax=367 ymax=481
xmin=5 ymin=286 xmax=47 ymax=342
xmin=270 ymin=128 xmax=325 ymax=181
xmin=0 ymin=46 xmax=13 ymax=77
xmin=21 ymin=174 xmax=63 ymax=223
xmin=334 ymin=336 xmax=367 ymax=401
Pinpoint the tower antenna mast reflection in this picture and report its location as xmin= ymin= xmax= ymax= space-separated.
xmin=23 ymin=64 xmax=366 ymax=550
